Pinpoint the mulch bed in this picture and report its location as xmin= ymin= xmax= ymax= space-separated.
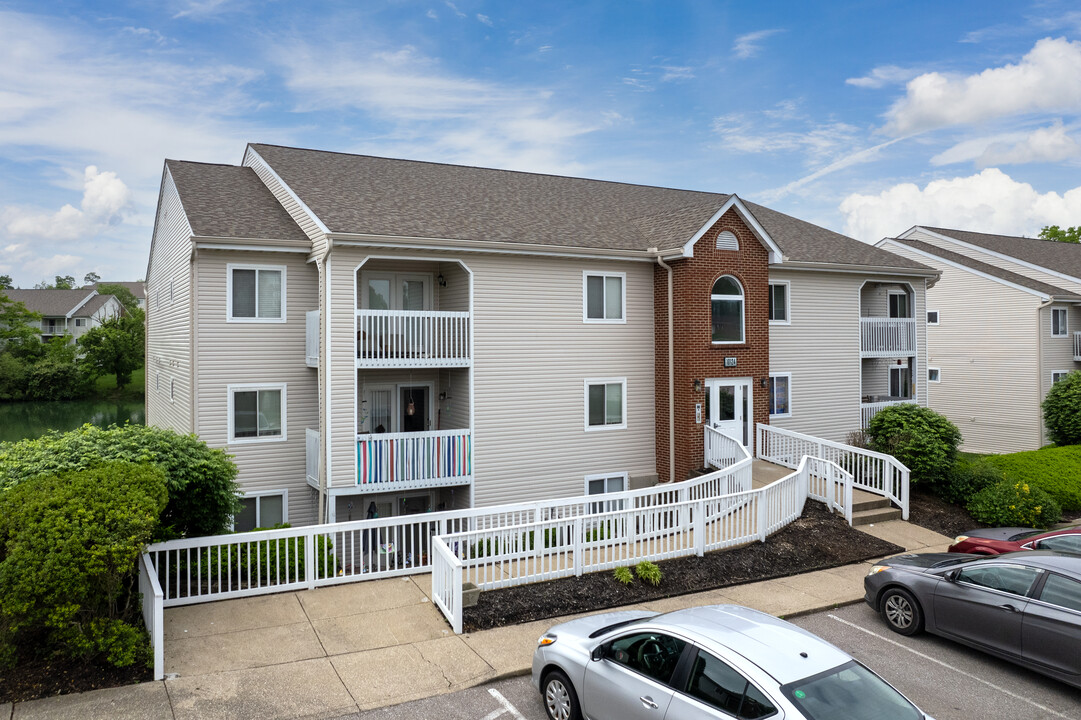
xmin=0 ymin=655 xmax=150 ymax=704
xmin=462 ymin=500 xmax=904 ymax=633
xmin=905 ymin=488 xmax=987 ymax=538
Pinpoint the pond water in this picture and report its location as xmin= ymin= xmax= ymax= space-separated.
xmin=0 ymin=398 xmax=146 ymax=443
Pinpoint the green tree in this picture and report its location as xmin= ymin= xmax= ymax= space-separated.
xmin=54 ymin=275 xmax=75 ymax=289
xmin=1039 ymin=225 xmax=1081 ymax=243
xmin=1043 ymin=370 xmax=1081 ymax=445
xmin=0 ymin=274 xmax=12 ymax=289
xmin=0 ymin=290 xmax=42 ymax=352
xmin=866 ymin=404 xmax=962 ymax=484
xmin=97 ymin=283 xmax=141 ymax=316
xmin=83 ymin=271 xmax=100 ymax=285
xmin=77 ymin=314 xmax=145 ymax=390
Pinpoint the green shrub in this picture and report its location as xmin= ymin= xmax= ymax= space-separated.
xmin=1043 ymin=371 xmax=1081 ymax=446
xmin=980 ymin=445 xmax=1081 ymax=511
xmin=0 ymin=424 xmax=240 ymax=538
xmin=635 ymin=560 xmax=663 ymax=587
xmin=0 ymin=462 xmax=168 ymax=669
xmin=613 ymin=567 xmax=634 ymax=585
xmin=967 ymin=480 xmax=1061 ymax=529
xmin=937 ymin=455 xmax=1002 ymax=505
xmin=867 ymin=404 xmax=962 ymax=484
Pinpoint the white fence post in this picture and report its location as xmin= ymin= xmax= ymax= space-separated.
xmin=757 ymin=494 xmax=767 ymax=542
xmin=451 ymin=562 xmax=463 ymax=634
xmin=139 ymin=554 xmax=164 ymax=682
xmin=304 ymin=531 xmax=316 ymax=590
xmin=900 ymin=468 xmax=910 ymax=520
xmin=573 ymin=516 xmax=583 ymax=577
xmin=694 ymin=499 xmax=705 ymax=556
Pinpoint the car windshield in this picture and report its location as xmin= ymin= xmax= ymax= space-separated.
xmin=930 ymin=555 xmax=985 ymax=569
xmin=780 ymin=661 xmax=922 ymax=720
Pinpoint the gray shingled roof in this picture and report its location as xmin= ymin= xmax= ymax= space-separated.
xmin=891 ymin=237 xmax=1081 ymax=299
xmin=4 ymin=289 xmax=99 ymax=317
xmin=922 ymin=227 xmax=1081 ymax=280
xmin=84 ymin=281 xmax=145 ymax=300
xmin=166 ymin=161 xmax=308 ymax=245
xmin=248 ymin=143 xmax=932 ymax=271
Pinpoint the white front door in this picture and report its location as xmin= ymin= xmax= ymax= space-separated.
xmin=706 ymin=377 xmax=753 ymax=449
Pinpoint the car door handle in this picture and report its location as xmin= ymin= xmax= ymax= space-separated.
xmin=999 ymin=603 xmax=1021 ymax=613
xmin=640 ymin=695 xmax=659 ymax=709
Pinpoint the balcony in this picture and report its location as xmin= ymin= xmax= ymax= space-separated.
xmin=305 ymin=310 xmax=319 ymax=367
xmin=860 ymin=318 xmax=916 ymax=357
xmin=356 ymin=310 xmax=471 ymax=368
xmin=357 ymin=429 xmax=472 ymax=491
xmin=1075 ymin=332 xmax=1081 ymax=362
xmin=861 ymin=398 xmax=917 ymax=428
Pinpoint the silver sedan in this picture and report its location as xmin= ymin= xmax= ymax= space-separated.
xmin=864 ymin=550 xmax=1081 ymax=689
xmin=531 ymin=604 xmax=931 ymax=720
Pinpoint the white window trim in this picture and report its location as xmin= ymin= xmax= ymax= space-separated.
xmin=582 ymin=271 xmax=627 ymax=324
xmin=227 ymin=382 xmax=288 ymax=444
xmin=928 ymin=367 xmax=941 ymax=383
xmin=768 ymin=372 xmax=792 ymax=418
xmin=232 ymin=489 xmax=289 ymax=531
xmin=768 ymin=280 xmax=790 ymax=326
xmin=227 ymin=263 xmax=287 ymax=323
xmin=583 ymin=472 xmax=629 ymax=495
xmin=1051 ymin=307 xmax=1068 ymax=337
xmin=711 ymin=275 xmax=745 ymax=345
xmin=888 ymin=365 xmax=912 ymax=398
xmin=887 ymin=289 xmax=910 ymax=319
xmin=1052 ymin=370 xmax=1071 ymax=383
xmin=584 ymin=377 xmax=628 ymax=431
xmin=927 ymin=310 xmax=939 ymax=326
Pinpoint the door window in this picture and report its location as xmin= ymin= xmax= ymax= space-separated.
xmin=1036 ymin=534 xmax=1081 ymax=553
xmin=889 ymin=367 xmax=911 ymax=398
xmin=605 ymin=632 xmax=686 ymax=685
xmin=1038 ymin=573 xmax=1081 ymax=612
xmin=888 ymin=292 xmax=910 ymax=319
xmin=956 ymin=565 xmax=1041 ymax=596
xmin=684 ymin=650 xmax=777 ymax=719
xmin=400 ymin=386 xmax=429 ymax=432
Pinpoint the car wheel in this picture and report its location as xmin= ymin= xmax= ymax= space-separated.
xmin=881 ymin=588 xmax=924 ymax=636
xmin=542 ymin=669 xmax=582 ymax=720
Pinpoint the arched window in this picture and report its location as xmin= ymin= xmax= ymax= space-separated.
xmin=711 ymin=275 xmax=744 ymax=344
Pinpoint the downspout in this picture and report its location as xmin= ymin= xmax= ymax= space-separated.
xmin=316 ymin=245 xmax=332 ymax=524
xmin=652 ymin=249 xmax=676 ymax=485
xmin=1036 ymin=298 xmax=1054 ymax=446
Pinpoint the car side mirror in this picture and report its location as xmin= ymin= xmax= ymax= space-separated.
xmin=946 ymin=570 xmax=959 ymax=583
xmin=591 ymin=644 xmax=606 ymax=662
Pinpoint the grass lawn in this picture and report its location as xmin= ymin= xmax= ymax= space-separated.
xmin=975 ymin=445 xmax=1081 ymax=513
xmin=93 ymin=366 xmax=145 ymax=400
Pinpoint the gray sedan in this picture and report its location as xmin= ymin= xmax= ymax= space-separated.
xmin=864 ymin=550 xmax=1081 ymax=689
xmin=531 ymin=604 xmax=931 ymax=720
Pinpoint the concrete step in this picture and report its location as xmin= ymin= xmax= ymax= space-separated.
xmin=851 ymin=496 xmax=892 ymax=512
xmin=851 ymin=506 xmax=903 ymax=526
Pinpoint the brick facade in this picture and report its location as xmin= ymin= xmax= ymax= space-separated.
xmin=654 ymin=208 xmax=771 ymax=483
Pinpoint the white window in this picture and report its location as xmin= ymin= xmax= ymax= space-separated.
xmin=768 ymin=281 xmax=789 ymax=324
xmin=228 ymin=264 xmax=286 ymax=322
xmin=927 ymin=310 xmax=939 ymax=325
xmin=1051 ymin=307 xmax=1068 ymax=337
xmin=585 ymin=378 xmax=626 ymax=430
xmin=711 ymin=275 xmax=744 ymax=344
xmin=888 ymin=291 xmax=910 ymax=319
xmin=585 ymin=473 xmax=628 ymax=513
xmin=234 ymin=491 xmax=288 ymax=532
xmin=583 ymin=272 xmax=625 ymax=322
xmin=74 ymin=318 xmax=86 ymax=327
xmin=768 ymin=373 xmax=791 ymax=417
xmin=928 ymin=367 xmax=941 ymax=383
xmin=228 ymin=383 xmax=287 ymax=443
xmin=1052 ymin=371 xmax=1071 ymax=383
xmin=889 ymin=366 xmax=911 ymax=398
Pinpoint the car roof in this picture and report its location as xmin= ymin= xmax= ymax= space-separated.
xmin=652 ymin=605 xmax=850 ymax=685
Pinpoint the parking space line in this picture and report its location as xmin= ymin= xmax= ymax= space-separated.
xmin=827 ymin=614 xmax=1073 ymax=720
xmin=487 ymin=689 xmax=527 ymax=720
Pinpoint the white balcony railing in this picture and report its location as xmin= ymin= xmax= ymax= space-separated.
xmin=356 ymin=429 xmax=472 ymax=490
xmin=305 ymin=310 xmax=319 ymax=367
xmin=860 ymin=399 xmax=918 ymax=428
xmin=860 ymin=317 xmax=916 ymax=357
xmin=1074 ymin=331 xmax=1081 ymax=362
xmin=356 ymin=309 xmax=470 ymax=368
xmin=40 ymin=319 xmax=68 ymax=335
xmin=305 ymin=428 xmax=320 ymax=485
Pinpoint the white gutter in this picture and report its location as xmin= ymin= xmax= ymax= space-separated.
xmin=328 ymin=234 xmax=658 ymax=262
xmin=316 ymin=245 xmax=332 ymax=524
xmin=1036 ymin=298 xmax=1054 ymax=446
xmin=652 ymin=249 xmax=676 ymax=485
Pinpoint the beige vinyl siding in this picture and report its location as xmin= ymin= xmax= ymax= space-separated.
xmin=886 ymin=242 xmax=1042 ymax=453
xmin=243 ymin=147 xmax=328 ymax=252
xmin=146 ymin=170 xmax=194 ymax=434
xmin=768 ymin=270 xmax=928 ymax=443
xmin=194 ymin=250 xmax=320 ymax=526
xmin=439 ymin=367 xmax=470 ymax=430
xmin=327 ymin=248 xmax=656 ymax=507
xmin=907 ymin=228 xmax=1081 ymax=294
xmin=1040 ymin=304 xmax=1081 ymax=444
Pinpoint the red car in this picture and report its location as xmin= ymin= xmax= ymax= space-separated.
xmin=949 ymin=526 xmax=1081 ymax=555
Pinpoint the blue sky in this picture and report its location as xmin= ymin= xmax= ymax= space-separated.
xmin=2 ymin=1 xmax=1081 ymax=286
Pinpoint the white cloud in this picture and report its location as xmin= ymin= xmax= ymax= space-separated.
xmin=444 ymin=1 xmax=466 ymax=19
xmin=3 ymin=166 xmax=131 ymax=241
xmin=172 ymin=0 xmax=235 ymax=20
xmin=659 ymin=66 xmax=694 ymax=82
xmin=476 ymin=14 xmax=493 ymax=27
xmin=838 ymin=168 xmax=1081 ymax=241
xmin=732 ymin=29 xmax=783 ymax=60
xmin=712 ymin=106 xmax=861 ymax=162
xmin=846 ymin=65 xmax=920 ymax=89
xmin=885 ymin=37 xmax=1081 ymax=135
xmin=427 ymin=9 xmax=438 ymax=20
xmin=931 ymin=122 xmax=1081 ymax=167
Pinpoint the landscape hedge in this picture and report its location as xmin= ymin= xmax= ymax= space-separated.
xmin=980 ymin=445 xmax=1081 ymax=512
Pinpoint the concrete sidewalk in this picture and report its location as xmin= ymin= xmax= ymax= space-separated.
xmin=4 ymin=519 xmax=951 ymax=720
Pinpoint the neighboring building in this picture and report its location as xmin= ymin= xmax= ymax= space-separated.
xmin=878 ymin=226 xmax=1081 ymax=453
xmin=84 ymin=281 xmax=147 ymax=309
xmin=4 ymin=288 xmax=124 ymax=343
xmin=146 ymin=144 xmax=937 ymax=529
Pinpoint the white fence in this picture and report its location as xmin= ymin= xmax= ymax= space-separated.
xmin=138 ymin=553 xmax=164 ymax=681
xmin=704 ymin=424 xmax=743 ymax=470
xmin=356 ymin=429 xmax=472 ymax=489
xmin=860 ymin=399 xmax=917 ymax=429
xmin=305 ymin=310 xmax=319 ymax=367
xmin=356 ymin=309 xmax=470 ymax=367
xmin=757 ymin=423 xmax=908 ymax=519
xmin=860 ymin=317 xmax=916 ymax=357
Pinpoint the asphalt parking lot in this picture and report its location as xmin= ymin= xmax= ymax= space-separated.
xmin=340 ymin=603 xmax=1081 ymax=720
